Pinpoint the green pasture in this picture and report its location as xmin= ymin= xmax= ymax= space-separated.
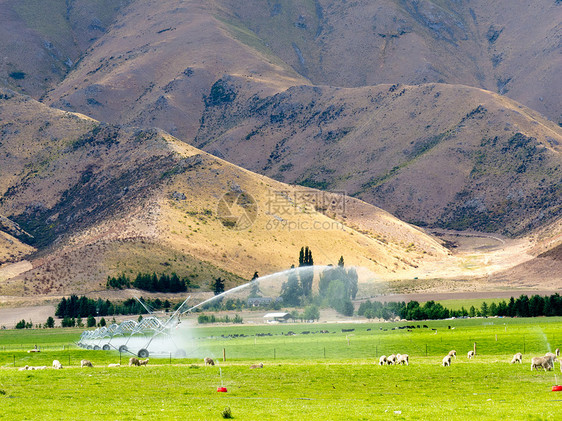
xmin=1 ymin=317 xmax=561 ymax=420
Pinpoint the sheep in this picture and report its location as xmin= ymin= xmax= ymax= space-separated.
xmin=448 ymin=350 xmax=457 ymax=359
xmin=545 ymin=352 xmax=558 ymax=362
xmin=510 ymin=352 xmax=522 ymax=364
xmin=396 ymin=354 xmax=409 ymax=365
xmin=467 ymin=350 xmax=475 ymax=359
xmin=138 ymin=358 xmax=149 ymax=366
xmin=52 ymin=360 xmax=62 ymax=369
xmin=386 ymin=354 xmax=397 ymax=365
xmin=531 ymin=355 xmax=554 ymax=371
xmin=204 ymin=357 xmax=215 ymax=366
xmin=18 ymin=365 xmax=30 ymax=371
xmin=442 ymin=355 xmax=452 ymax=367
xmin=81 ymin=359 xmax=93 ymax=368
xmin=31 ymin=366 xmax=47 ymax=370
xmin=108 ymin=363 xmax=120 ymax=368
xmin=250 ymin=363 xmax=264 ymax=369
xmin=129 ymin=357 xmax=140 ymax=367
xmin=378 ymin=355 xmax=387 ymax=366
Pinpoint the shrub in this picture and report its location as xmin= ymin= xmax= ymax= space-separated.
xmin=221 ymin=407 xmax=233 ymax=419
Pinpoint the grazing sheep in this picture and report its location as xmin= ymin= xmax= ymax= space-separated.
xmin=531 ymin=355 xmax=554 ymax=371
xmin=129 ymin=357 xmax=140 ymax=367
xmin=18 ymin=365 xmax=30 ymax=371
xmin=396 ymin=354 xmax=409 ymax=365
xmin=204 ymin=357 xmax=215 ymax=366
xmin=442 ymin=355 xmax=452 ymax=367
xmin=138 ymin=358 xmax=149 ymax=366
xmin=52 ymin=360 xmax=62 ymax=369
xmin=386 ymin=354 xmax=397 ymax=365
xmin=108 ymin=363 xmax=120 ymax=368
xmin=467 ymin=350 xmax=475 ymax=359
xmin=378 ymin=355 xmax=387 ymax=366
xmin=511 ymin=353 xmax=523 ymax=364
xmin=545 ymin=352 xmax=558 ymax=362
xmin=448 ymin=350 xmax=457 ymax=359
xmin=81 ymin=359 xmax=93 ymax=368
xmin=31 ymin=366 xmax=47 ymax=370
xmin=250 ymin=363 xmax=264 ymax=369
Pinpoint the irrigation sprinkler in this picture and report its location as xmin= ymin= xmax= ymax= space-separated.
xmin=78 ymin=296 xmax=192 ymax=358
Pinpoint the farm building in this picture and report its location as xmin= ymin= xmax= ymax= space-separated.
xmin=263 ymin=312 xmax=293 ymax=323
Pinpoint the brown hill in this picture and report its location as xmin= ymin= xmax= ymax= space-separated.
xmin=0 ymin=0 xmax=130 ymax=98
xmin=194 ymin=81 xmax=562 ymax=236
xmin=220 ymin=0 xmax=562 ymax=123
xmin=0 ymin=89 xmax=455 ymax=299
xmin=42 ymin=0 xmax=307 ymax=142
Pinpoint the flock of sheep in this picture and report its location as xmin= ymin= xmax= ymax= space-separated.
xmin=16 ymin=348 xmax=560 ymax=372
xmin=375 ymin=348 xmax=561 ymax=371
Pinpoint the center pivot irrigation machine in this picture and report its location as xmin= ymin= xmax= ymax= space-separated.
xmin=77 ymin=297 xmax=192 ymax=358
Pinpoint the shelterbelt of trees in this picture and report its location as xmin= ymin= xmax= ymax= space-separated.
xmin=358 ymin=294 xmax=562 ymax=321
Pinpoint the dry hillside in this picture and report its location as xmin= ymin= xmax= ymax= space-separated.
xmin=194 ymin=81 xmax=562 ymax=236
xmin=1 ymin=89 xmax=458 ymax=300
xmin=220 ymin=0 xmax=561 ymax=122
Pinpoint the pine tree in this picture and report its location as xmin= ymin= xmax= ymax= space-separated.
xmin=212 ymin=277 xmax=225 ymax=295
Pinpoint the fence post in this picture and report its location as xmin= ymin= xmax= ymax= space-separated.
xmin=13 ymin=355 xmax=15 ymax=367
xmin=170 ymin=353 xmax=172 ymax=365
xmin=223 ymin=348 xmax=226 ymax=362
xmin=474 ymin=342 xmax=477 ymax=355
xmin=425 ymin=344 xmax=428 ymax=356
xmin=274 ymin=348 xmax=276 ymax=360
xmin=324 ymin=347 xmax=326 ymax=358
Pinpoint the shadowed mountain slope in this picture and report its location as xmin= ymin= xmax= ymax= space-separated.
xmin=194 ymin=81 xmax=562 ymax=236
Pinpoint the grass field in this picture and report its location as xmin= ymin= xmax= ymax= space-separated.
xmin=1 ymin=317 xmax=561 ymax=420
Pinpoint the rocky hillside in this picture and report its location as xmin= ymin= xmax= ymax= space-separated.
xmin=194 ymin=81 xmax=562 ymax=236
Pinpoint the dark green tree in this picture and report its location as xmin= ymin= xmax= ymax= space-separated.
xmin=212 ymin=277 xmax=226 ymax=295
xmin=45 ymin=316 xmax=55 ymax=328
xmin=280 ymin=269 xmax=302 ymax=306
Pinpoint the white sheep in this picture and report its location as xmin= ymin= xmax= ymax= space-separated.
xmin=448 ymin=350 xmax=457 ymax=359
xmin=396 ymin=354 xmax=409 ymax=365
xmin=467 ymin=350 xmax=475 ymax=359
xmin=386 ymin=354 xmax=397 ymax=365
xmin=52 ymin=360 xmax=62 ymax=369
xmin=81 ymin=359 xmax=93 ymax=368
xmin=138 ymin=358 xmax=149 ymax=366
xmin=510 ymin=352 xmax=522 ymax=364
xmin=18 ymin=365 xmax=30 ymax=371
xmin=108 ymin=363 xmax=120 ymax=368
xmin=204 ymin=357 xmax=215 ymax=366
xmin=531 ymin=355 xmax=554 ymax=371
xmin=442 ymin=355 xmax=452 ymax=367
xmin=378 ymin=355 xmax=387 ymax=366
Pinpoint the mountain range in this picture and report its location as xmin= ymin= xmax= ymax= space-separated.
xmin=0 ymin=0 xmax=560 ymax=302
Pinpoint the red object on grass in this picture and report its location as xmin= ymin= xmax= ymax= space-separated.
xmin=552 ymin=385 xmax=562 ymax=392
xmin=217 ymin=387 xmax=228 ymax=392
